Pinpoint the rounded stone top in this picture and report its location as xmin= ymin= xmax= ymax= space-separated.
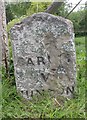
xmin=11 ymin=12 xmax=74 ymax=36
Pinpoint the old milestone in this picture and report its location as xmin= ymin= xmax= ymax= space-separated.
xmin=10 ymin=12 xmax=76 ymax=99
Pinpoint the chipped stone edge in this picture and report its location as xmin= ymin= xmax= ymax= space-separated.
xmin=10 ymin=12 xmax=74 ymax=34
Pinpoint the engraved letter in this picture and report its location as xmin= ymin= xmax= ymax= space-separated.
xmin=27 ymin=58 xmax=34 ymax=65
xmin=66 ymin=86 xmax=74 ymax=95
xmin=37 ymin=57 xmax=45 ymax=65
xmin=41 ymin=73 xmax=49 ymax=82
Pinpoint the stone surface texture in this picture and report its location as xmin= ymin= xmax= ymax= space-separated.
xmin=10 ymin=12 xmax=76 ymax=99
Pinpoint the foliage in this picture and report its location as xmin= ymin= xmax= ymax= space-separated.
xmin=5 ymin=2 xmax=52 ymax=24
xmin=5 ymin=1 xmax=68 ymax=23
xmin=5 ymin=3 xmax=15 ymax=24
xmin=68 ymin=9 xmax=85 ymax=36
xmin=54 ymin=0 xmax=69 ymax=17
xmin=5 ymin=2 xmax=31 ymax=23
xmin=26 ymin=2 xmax=51 ymax=16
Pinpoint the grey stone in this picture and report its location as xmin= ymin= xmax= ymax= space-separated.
xmin=10 ymin=12 xmax=76 ymax=100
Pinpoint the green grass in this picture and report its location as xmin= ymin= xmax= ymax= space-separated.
xmin=1 ymin=36 xmax=86 ymax=119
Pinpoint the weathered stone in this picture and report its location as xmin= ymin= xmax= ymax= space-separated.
xmin=10 ymin=12 xmax=76 ymax=99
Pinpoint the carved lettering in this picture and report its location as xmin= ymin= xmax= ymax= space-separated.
xmin=27 ymin=58 xmax=34 ymax=65
xmin=37 ymin=57 xmax=45 ymax=65
xmin=31 ymin=90 xmax=33 ymax=97
xmin=26 ymin=90 xmax=28 ymax=96
xmin=36 ymin=90 xmax=42 ymax=95
xmin=21 ymin=90 xmax=28 ymax=97
xmin=47 ymin=54 xmax=51 ymax=63
xmin=21 ymin=90 xmax=23 ymax=94
xmin=66 ymin=86 xmax=74 ymax=95
xmin=41 ymin=73 xmax=49 ymax=82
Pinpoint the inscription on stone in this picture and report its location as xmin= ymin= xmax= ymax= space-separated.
xmin=10 ymin=12 xmax=76 ymax=99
